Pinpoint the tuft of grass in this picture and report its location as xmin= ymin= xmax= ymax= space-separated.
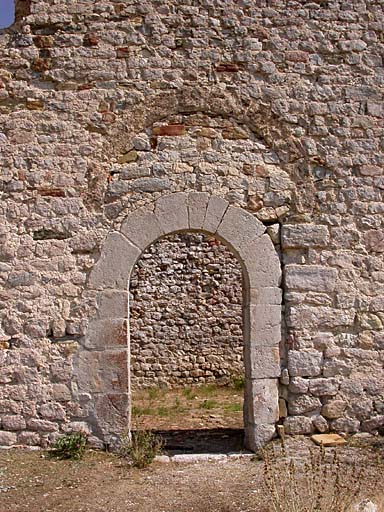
xmin=49 ymin=431 xmax=88 ymax=461
xmin=132 ymin=405 xmax=155 ymax=416
xmin=198 ymin=384 xmax=218 ymax=397
xmin=182 ymin=387 xmax=195 ymax=400
xmin=199 ymin=399 xmax=217 ymax=410
xmin=231 ymin=375 xmax=245 ymax=390
xmin=119 ymin=430 xmax=163 ymax=469
xmin=172 ymin=397 xmax=185 ymax=413
xmin=224 ymin=403 xmax=242 ymax=412
xmin=157 ymin=406 xmax=170 ymax=417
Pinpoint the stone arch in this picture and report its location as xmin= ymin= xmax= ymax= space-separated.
xmin=78 ymin=192 xmax=282 ymax=450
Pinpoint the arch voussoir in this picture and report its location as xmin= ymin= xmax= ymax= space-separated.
xmin=88 ymin=232 xmax=140 ymax=290
xmin=120 ymin=206 xmax=164 ymax=251
xmin=187 ymin=191 xmax=210 ymax=231
xmin=154 ymin=192 xmax=189 ymax=234
xmin=216 ymin=206 xmax=265 ymax=253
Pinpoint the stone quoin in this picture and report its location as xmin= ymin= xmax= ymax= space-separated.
xmin=0 ymin=0 xmax=383 ymax=450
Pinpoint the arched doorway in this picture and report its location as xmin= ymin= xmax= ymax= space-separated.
xmin=78 ymin=192 xmax=282 ymax=450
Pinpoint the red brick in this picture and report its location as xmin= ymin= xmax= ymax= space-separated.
xmin=153 ymin=124 xmax=186 ymax=136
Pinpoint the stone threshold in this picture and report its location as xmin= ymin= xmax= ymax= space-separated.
xmin=155 ymin=451 xmax=254 ymax=463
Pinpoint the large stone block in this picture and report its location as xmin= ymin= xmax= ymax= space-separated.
xmin=154 ymin=192 xmax=189 ymax=234
xmin=121 ymin=207 xmax=164 ymax=251
xmin=244 ymin=423 xmax=276 ymax=450
xmin=202 ymin=196 xmax=229 ymax=234
xmin=288 ymin=350 xmax=323 ymax=377
xmin=248 ymin=287 xmax=282 ymax=306
xmin=281 ymin=224 xmax=330 ymax=248
xmin=244 ymin=378 xmax=279 ymax=425
xmin=217 ymin=206 xmax=265 ymax=253
xmin=245 ymin=346 xmax=281 ymax=378
xmin=188 ymin=192 xmax=210 ymax=230
xmin=285 ymin=265 xmax=338 ymax=292
xmin=96 ymin=290 xmax=129 ymax=320
xmin=75 ymin=348 xmax=128 ymax=394
xmin=288 ymin=395 xmax=322 ymax=415
xmin=88 ymin=232 xmax=140 ymax=290
xmin=284 ymin=415 xmax=314 ymax=435
xmin=240 ymin=234 xmax=281 ymax=288
xmin=94 ymin=392 xmax=129 ymax=439
xmin=0 ymin=431 xmax=17 ymax=446
xmin=83 ymin=319 xmax=128 ymax=350
xmin=244 ymin=304 xmax=281 ymax=347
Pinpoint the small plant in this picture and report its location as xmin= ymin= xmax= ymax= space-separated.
xmin=231 ymin=375 xmax=245 ymax=390
xmin=260 ymin=437 xmax=380 ymax=512
xmin=157 ymin=406 xmax=170 ymax=417
xmin=199 ymin=383 xmax=217 ymax=397
xmin=199 ymin=399 xmax=217 ymax=409
xmin=182 ymin=387 xmax=195 ymax=400
xmin=172 ymin=397 xmax=185 ymax=413
xmin=224 ymin=402 xmax=242 ymax=412
xmin=132 ymin=405 xmax=155 ymax=416
xmin=49 ymin=431 xmax=88 ymax=460
xmin=119 ymin=430 xmax=163 ymax=469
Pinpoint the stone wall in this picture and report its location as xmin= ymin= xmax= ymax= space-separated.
xmin=130 ymin=233 xmax=243 ymax=388
xmin=0 ymin=0 xmax=383 ymax=447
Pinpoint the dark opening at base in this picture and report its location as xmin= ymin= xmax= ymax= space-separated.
xmin=147 ymin=428 xmax=245 ymax=455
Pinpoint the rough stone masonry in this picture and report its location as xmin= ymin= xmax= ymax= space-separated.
xmin=0 ymin=0 xmax=383 ymax=449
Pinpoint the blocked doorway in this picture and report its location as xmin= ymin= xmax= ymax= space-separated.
xmin=130 ymin=232 xmax=245 ymax=453
xmin=81 ymin=192 xmax=282 ymax=450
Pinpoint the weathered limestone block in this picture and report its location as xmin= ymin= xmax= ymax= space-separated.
xmin=287 ymin=306 xmax=355 ymax=330
xmin=83 ymin=319 xmax=128 ymax=350
xmin=288 ymin=395 xmax=322 ymax=415
xmin=323 ymin=359 xmax=354 ymax=377
xmin=27 ymin=419 xmax=58 ymax=432
xmin=17 ymin=432 xmax=40 ymax=445
xmin=154 ymin=192 xmax=189 ymax=234
xmin=244 ymin=423 xmax=276 ymax=451
xmin=285 ymin=265 xmax=338 ymax=292
xmin=249 ymin=287 xmax=282 ymax=306
xmin=188 ymin=192 xmax=210 ymax=230
xmin=96 ymin=291 xmax=129 ymax=320
xmin=246 ymin=304 xmax=281 ymax=347
xmin=88 ymin=233 xmax=140 ymax=290
xmin=244 ymin=378 xmax=279 ymax=425
xmin=38 ymin=403 xmax=66 ymax=421
xmin=281 ymin=224 xmax=330 ymax=248
xmin=216 ymin=206 xmax=265 ymax=252
xmin=309 ymin=378 xmax=339 ymax=396
xmin=94 ymin=392 xmax=129 ymax=441
xmin=288 ymin=350 xmax=323 ymax=377
xmin=312 ymin=415 xmax=329 ymax=433
xmin=245 ymin=346 xmax=281 ymax=379
xmin=289 ymin=377 xmax=309 ymax=394
xmin=361 ymin=415 xmax=384 ymax=432
xmin=121 ymin=207 xmax=164 ymax=251
xmin=240 ymin=234 xmax=281 ymax=288
xmin=322 ymin=399 xmax=347 ymax=419
xmin=0 ymin=431 xmax=17 ymax=446
xmin=330 ymin=417 xmax=360 ymax=433
xmin=75 ymin=348 xmax=128 ymax=393
xmin=1 ymin=415 xmax=26 ymax=431
xmin=202 ymin=196 xmax=229 ymax=234
xmin=284 ymin=416 xmax=314 ymax=435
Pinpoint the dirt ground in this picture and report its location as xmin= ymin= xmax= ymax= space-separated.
xmin=1 ymin=437 xmax=384 ymax=512
xmin=131 ymin=384 xmax=244 ymax=431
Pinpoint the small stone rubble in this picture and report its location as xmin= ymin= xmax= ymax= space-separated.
xmin=130 ymin=233 xmax=243 ymax=388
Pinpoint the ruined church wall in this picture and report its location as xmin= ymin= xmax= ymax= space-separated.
xmin=0 ymin=0 xmax=383 ymax=446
